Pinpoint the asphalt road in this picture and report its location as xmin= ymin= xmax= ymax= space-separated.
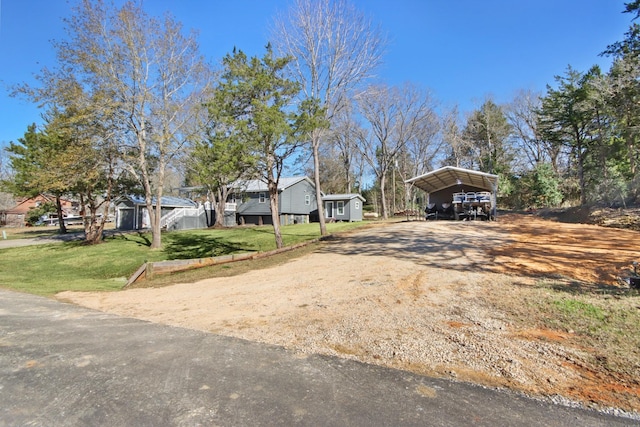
xmin=0 ymin=289 xmax=636 ymax=426
xmin=0 ymin=233 xmax=84 ymax=249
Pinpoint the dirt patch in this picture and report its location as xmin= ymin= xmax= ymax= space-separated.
xmin=57 ymin=214 xmax=640 ymax=414
xmin=513 ymin=328 xmax=572 ymax=342
xmin=537 ymin=205 xmax=640 ymax=231
xmin=487 ymin=213 xmax=639 ymax=286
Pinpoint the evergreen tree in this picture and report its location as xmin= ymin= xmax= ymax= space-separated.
xmin=462 ymin=100 xmax=513 ymax=175
xmin=186 ymin=80 xmax=259 ymax=228
xmin=519 ymin=163 xmax=563 ymax=209
xmin=214 ymin=45 xmax=312 ymax=248
xmin=602 ymin=8 xmax=640 ymax=201
xmin=5 ymin=124 xmax=70 ymax=233
xmin=538 ymin=67 xmax=600 ymax=206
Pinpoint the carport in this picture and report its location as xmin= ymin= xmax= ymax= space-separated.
xmin=406 ymin=166 xmax=499 ymax=220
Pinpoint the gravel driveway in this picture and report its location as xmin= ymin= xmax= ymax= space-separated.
xmin=58 ymin=216 xmax=640 ymax=416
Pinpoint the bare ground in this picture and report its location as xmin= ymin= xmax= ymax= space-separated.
xmin=57 ymin=214 xmax=640 ymax=415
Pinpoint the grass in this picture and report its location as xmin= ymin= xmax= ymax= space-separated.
xmin=506 ymin=280 xmax=640 ymax=378
xmin=0 ymin=221 xmax=367 ymax=296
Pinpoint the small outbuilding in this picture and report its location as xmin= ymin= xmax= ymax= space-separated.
xmin=406 ymin=166 xmax=499 ymax=220
xmin=322 ymin=194 xmax=366 ymax=222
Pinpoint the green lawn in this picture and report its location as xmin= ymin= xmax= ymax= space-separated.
xmin=0 ymin=222 xmax=366 ymax=296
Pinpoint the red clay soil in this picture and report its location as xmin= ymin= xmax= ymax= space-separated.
xmin=486 ymin=213 xmax=639 ymax=287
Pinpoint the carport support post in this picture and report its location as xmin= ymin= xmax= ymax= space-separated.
xmin=405 ymin=183 xmax=410 ymax=221
xmin=491 ymin=181 xmax=498 ymax=220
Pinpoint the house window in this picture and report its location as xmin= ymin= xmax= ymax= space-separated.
xmin=355 ymin=201 xmax=360 ymax=210
xmin=305 ymin=194 xmax=311 ymax=205
xmin=259 ymin=192 xmax=266 ymax=203
xmin=337 ymin=201 xmax=344 ymax=215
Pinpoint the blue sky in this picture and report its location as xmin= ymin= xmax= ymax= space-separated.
xmin=0 ymin=0 xmax=633 ymax=149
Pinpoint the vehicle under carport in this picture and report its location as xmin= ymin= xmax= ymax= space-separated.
xmin=406 ymin=166 xmax=499 ymax=220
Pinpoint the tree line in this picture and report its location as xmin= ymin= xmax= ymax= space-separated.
xmin=3 ymin=0 xmax=639 ymax=248
xmin=318 ymin=1 xmax=640 ymax=217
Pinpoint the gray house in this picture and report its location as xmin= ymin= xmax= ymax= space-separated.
xmin=114 ymin=196 xmax=200 ymax=230
xmin=322 ymin=194 xmax=365 ymax=222
xmin=230 ymin=176 xmax=318 ymax=225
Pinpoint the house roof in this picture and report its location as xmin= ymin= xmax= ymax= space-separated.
xmin=231 ymin=176 xmax=313 ymax=192
xmin=122 ymin=195 xmax=197 ymax=208
xmin=405 ymin=166 xmax=499 ymax=194
xmin=322 ymin=193 xmax=366 ymax=202
xmin=4 ymin=194 xmax=75 ymax=215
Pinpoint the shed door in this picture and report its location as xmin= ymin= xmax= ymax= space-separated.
xmin=326 ymin=201 xmax=334 ymax=218
xmin=117 ymin=208 xmax=134 ymax=230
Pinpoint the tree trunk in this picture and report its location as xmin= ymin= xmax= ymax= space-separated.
xmin=312 ymin=132 xmax=327 ymax=235
xmin=578 ymin=158 xmax=586 ymax=206
xmin=379 ymin=173 xmax=388 ymax=220
xmin=84 ymin=198 xmax=105 ymax=244
xmin=141 ymin=176 xmax=159 ymax=248
xmin=214 ymin=188 xmax=226 ymax=228
xmin=83 ymin=160 xmax=115 ymax=245
xmin=344 ymin=157 xmax=352 ymax=193
xmin=577 ymin=142 xmax=587 ymax=207
xmin=55 ymin=195 xmax=67 ymax=234
xmin=625 ymin=121 xmax=636 ymax=177
xmin=150 ymin=193 xmax=162 ymax=249
xmin=392 ymin=166 xmax=396 ymax=215
xmin=81 ymin=194 xmax=100 ymax=244
xmin=136 ymin=127 xmax=162 ymax=249
xmin=149 ymin=160 xmax=166 ymax=249
xmin=268 ymin=179 xmax=283 ymax=249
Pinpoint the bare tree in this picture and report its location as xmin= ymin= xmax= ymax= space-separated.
xmin=325 ymin=102 xmax=366 ymax=193
xmin=0 ymin=149 xmax=7 ymax=179
xmin=59 ymin=0 xmax=212 ymax=248
xmin=441 ymin=106 xmax=474 ymax=169
xmin=0 ymin=146 xmax=17 ymax=212
xmin=403 ymin=103 xmax=442 ymax=178
xmin=272 ymin=0 xmax=386 ymax=234
xmin=401 ymin=103 xmax=442 ymax=213
xmin=505 ymin=89 xmax=560 ymax=171
xmin=356 ymin=83 xmax=436 ymax=219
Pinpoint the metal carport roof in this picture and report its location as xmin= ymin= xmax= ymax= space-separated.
xmin=405 ymin=166 xmax=498 ymax=194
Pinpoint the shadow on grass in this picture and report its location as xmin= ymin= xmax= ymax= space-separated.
xmin=108 ymin=232 xmax=152 ymax=247
xmin=105 ymin=231 xmax=257 ymax=259
xmin=163 ymin=234 xmax=254 ymax=260
xmin=247 ymin=226 xmax=318 ymax=240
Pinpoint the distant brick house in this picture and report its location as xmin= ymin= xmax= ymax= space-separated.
xmin=0 ymin=194 xmax=77 ymax=227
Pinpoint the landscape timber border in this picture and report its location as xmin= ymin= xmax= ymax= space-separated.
xmin=125 ymin=238 xmax=320 ymax=288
